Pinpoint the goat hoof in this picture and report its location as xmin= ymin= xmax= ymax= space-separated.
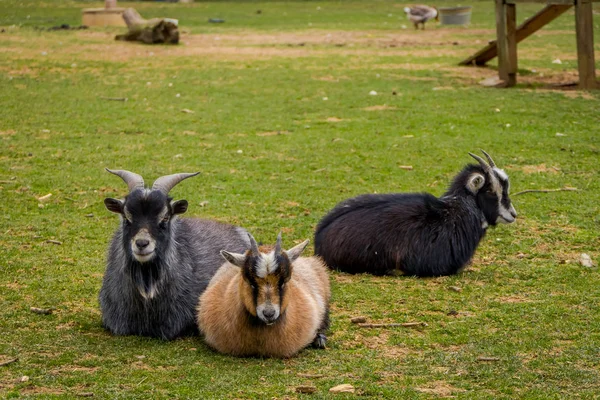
xmin=313 ymin=333 xmax=327 ymax=349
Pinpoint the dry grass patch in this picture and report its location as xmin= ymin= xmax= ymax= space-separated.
xmin=415 ymin=380 xmax=465 ymax=397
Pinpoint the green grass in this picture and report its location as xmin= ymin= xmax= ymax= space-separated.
xmin=1 ymin=0 xmax=600 ymax=398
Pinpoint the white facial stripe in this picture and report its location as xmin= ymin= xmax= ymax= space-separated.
xmin=124 ymin=208 xmax=133 ymax=222
xmin=255 ymin=252 xmax=277 ymax=278
xmin=489 ymin=172 xmax=503 ymax=199
xmin=157 ymin=207 xmax=169 ymax=222
xmin=493 ymin=167 xmax=508 ymax=181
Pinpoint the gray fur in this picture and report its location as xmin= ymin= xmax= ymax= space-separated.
xmin=100 ymin=172 xmax=249 ymax=340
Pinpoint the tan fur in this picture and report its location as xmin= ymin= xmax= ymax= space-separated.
xmin=197 ymin=255 xmax=330 ymax=358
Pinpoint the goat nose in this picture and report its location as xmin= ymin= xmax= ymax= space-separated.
xmin=262 ymin=308 xmax=276 ymax=320
xmin=136 ymin=239 xmax=150 ymax=249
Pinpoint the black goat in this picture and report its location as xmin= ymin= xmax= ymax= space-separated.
xmin=100 ymin=169 xmax=249 ymax=340
xmin=314 ymin=151 xmax=517 ymax=277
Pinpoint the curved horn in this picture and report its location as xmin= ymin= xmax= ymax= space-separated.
xmin=274 ymin=232 xmax=283 ymax=256
xmin=248 ymin=233 xmax=260 ymax=257
xmin=106 ymin=168 xmax=145 ymax=192
xmin=468 ymin=152 xmax=492 ymax=173
xmin=480 ymin=149 xmax=496 ymax=168
xmin=152 ymin=172 xmax=199 ymax=195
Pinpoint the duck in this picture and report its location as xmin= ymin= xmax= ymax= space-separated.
xmin=404 ymin=5 xmax=438 ymax=30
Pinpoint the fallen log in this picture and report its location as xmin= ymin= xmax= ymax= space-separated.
xmin=115 ymin=8 xmax=179 ymax=44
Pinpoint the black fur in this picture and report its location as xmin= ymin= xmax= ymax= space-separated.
xmin=314 ymin=163 xmax=515 ymax=277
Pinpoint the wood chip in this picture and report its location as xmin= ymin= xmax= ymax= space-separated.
xmin=37 ymin=193 xmax=52 ymax=201
xmin=19 ymin=376 xmax=29 ymax=382
xmin=296 ymin=385 xmax=317 ymax=394
xmin=30 ymin=307 xmax=53 ymax=315
xmin=398 ymin=165 xmax=413 ymax=170
xmin=358 ymin=322 xmax=427 ymax=328
xmin=448 ymin=286 xmax=462 ymax=292
xmin=181 ymin=108 xmax=194 ymax=114
xmin=329 ymin=384 xmax=355 ymax=393
xmin=45 ymin=240 xmax=62 ymax=245
xmin=350 ymin=316 xmax=367 ymax=324
xmin=0 ymin=358 xmax=18 ymax=367
xmin=477 ymin=356 xmax=500 ymax=362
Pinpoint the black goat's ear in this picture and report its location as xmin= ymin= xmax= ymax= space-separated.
xmin=466 ymin=173 xmax=485 ymax=194
xmin=104 ymin=198 xmax=124 ymax=214
xmin=171 ymin=200 xmax=188 ymax=215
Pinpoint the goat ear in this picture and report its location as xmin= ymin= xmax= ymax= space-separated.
xmin=104 ymin=198 xmax=124 ymax=214
xmin=286 ymin=239 xmax=309 ymax=263
xmin=220 ymin=250 xmax=246 ymax=268
xmin=171 ymin=200 xmax=188 ymax=215
xmin=466 ymin=173 xmax=486 ymax=194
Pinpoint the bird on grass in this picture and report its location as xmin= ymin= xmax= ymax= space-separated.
xmin=404 ymin=5 xmax=438 ymax=30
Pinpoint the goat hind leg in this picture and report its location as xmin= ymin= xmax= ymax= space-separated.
xmin=312 ymin=306 xmax=330 ymax=349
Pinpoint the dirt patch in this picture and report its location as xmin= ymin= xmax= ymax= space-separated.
xmin=49 ymin=366 xmax=99 ymax=375
xmin=16 ymin=386 xmax=65 ymax=395
xmin=326 ymin=117 xmax=343 ymax=122
xmin=256 ymin=130 xmax=291 ymax=137
xmin=496 ymin=295 xmax=533 ymax=304
xmin=415 ymin=381 xmax=465 ymax=397
xmin=362 ymin=105 xmax=397 ymax=111
xmin=513 ymin=164 xmax=561 ymax=174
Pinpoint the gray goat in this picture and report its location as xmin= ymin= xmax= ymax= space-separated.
xmin=100 ymin=169 xmax=249 ymax=340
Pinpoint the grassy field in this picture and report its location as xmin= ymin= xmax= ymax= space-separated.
xmin=1 ymin=0 xmax=599 ymax=398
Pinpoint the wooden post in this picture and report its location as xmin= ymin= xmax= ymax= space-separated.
xmin=506 ymin=4 xmax=517 ymax=86
xmin=459 ymin=5 xmax=572 ymax=66
xmin=495 ymin=0 xmax=509 ymax=84
xmin=575 ymin=0 xmax=597 ymax=89
xmin=105 ymin=0 xmax=117 ymax=8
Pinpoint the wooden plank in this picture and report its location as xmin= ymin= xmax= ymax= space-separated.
xmin=506 ymin=4 xmax=517 ymax=86
xmin=459 ymin=5 xmax=571 ymax=66
xmin=575 ymin=1 xmax=598 ymax=89
xmin=496 ymin=0 xmax=509 ymax=82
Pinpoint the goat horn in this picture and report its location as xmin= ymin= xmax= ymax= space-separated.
xmin=468 ymin=152 xmax=492 ymax=172
xmin=152 ymin=172 xmax=200 ymax=195
xmin=274 ymin=232 xmax=283 ymax=256
xmin=480 ymin=149 xmax=497 ymax=168
xmin=106 ymin=168 xmax=145 ymax=192
xmin=247 ymin=233 xmax=260 ymax=257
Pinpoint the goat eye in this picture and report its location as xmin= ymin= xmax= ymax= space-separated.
xmin=162 ymin=216 xmax=169 ymax=223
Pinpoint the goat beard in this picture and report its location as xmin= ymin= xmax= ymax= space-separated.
xmin=129 ymin=260 xmax=162 ymax=300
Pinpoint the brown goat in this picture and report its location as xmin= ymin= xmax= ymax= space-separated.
xmin=197 ymin=233 xmax=330 ymax=358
